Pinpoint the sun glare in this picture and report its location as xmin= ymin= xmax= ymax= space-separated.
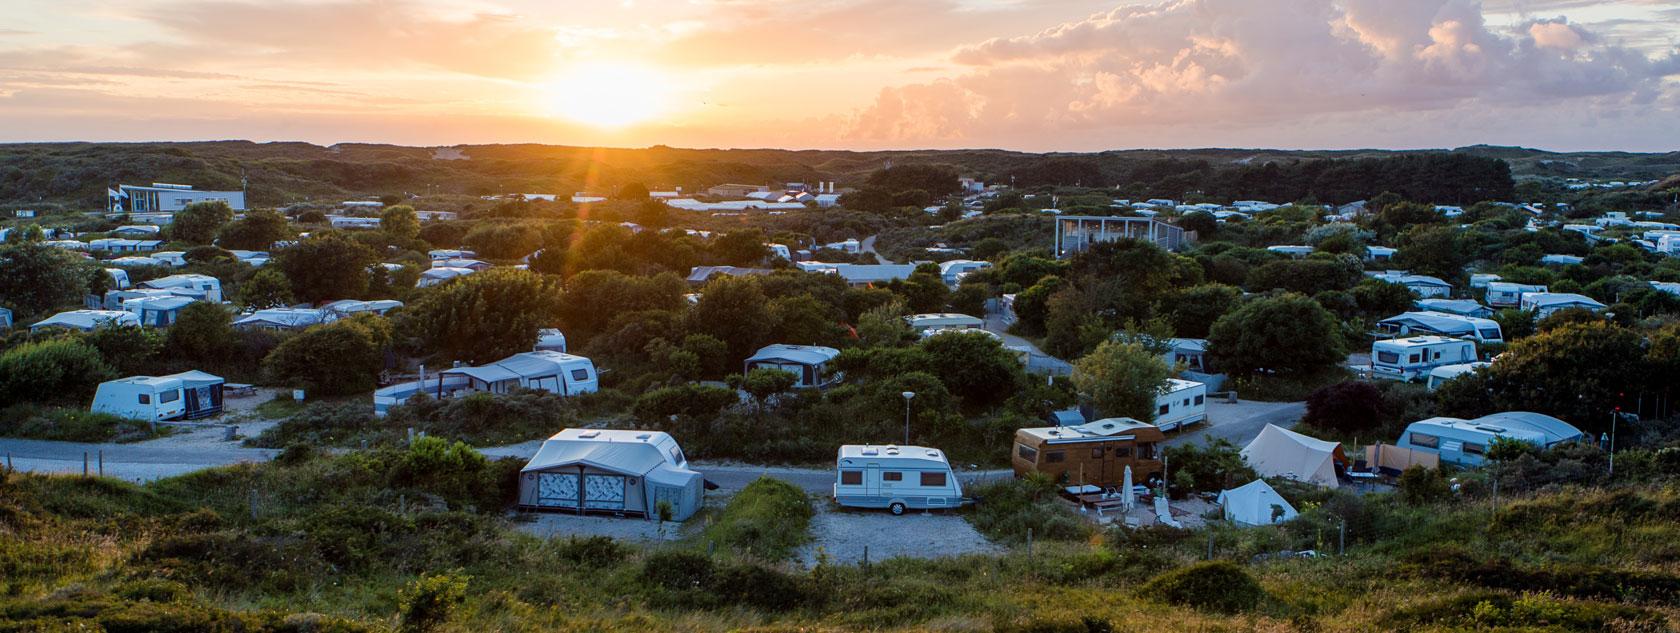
xmin=542 ymin=62 xmax=673 ymax=129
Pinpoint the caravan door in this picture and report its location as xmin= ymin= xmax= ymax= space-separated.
xmin=864 ymin=464 xmax=881 ymax=498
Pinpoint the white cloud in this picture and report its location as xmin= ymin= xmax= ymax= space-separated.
xmin=845 ymin=0 xmax=1680 ymax=146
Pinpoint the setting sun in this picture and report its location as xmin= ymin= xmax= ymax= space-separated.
xmin=541 ymin=62 xmax=673 ymax=129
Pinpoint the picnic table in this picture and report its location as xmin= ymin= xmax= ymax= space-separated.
xmin=224 ymin=383 xmax=258 ymax=398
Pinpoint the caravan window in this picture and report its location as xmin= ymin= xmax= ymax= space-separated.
xmin=1194 ymin=395 xmax=1205 ymax=406
xmin=138 ymin=394 xmax=151 ymax=404
xmin=1090 ymin=447 xmax=1104 ymax=459
xmin=1016 ymin=444 xmax=1038 ymax=462
xmin=570 ymin=368 xmax=590 ymax=381
xmin=1409 ymin=433 xmax=1440 ymax=449
xmin=159 ymin=390 xmax=179 ymax=403
xmin=1158 ymin=403 xmax=1170 ymax=415
xmin=883 ymin=471 xmax=903 ymax=482
xmin=1137 ymin=443 xmax=1155 ymax=459
xmin=1045 ymin=451 xmax=1065 ymax=464
xmin=920 ymin=472 xmax=947 ymax=487
xmin=668 ymin=446 xmax=686 ymax=465
xmin=1463 ymin=442 xmax=1486 ymax=456
xmin=1111 ymin=445 xmax=1132 ymax=458
xmin=1377 ymin=351 xmax=1399 ymax=364
xmin=1408 ymin=353 xmax=1421 ymax=364
xmin=1479 ymin=329 xmax=1500 ymax=340
xmin=840 ymin=470 xmax=862 ymax=485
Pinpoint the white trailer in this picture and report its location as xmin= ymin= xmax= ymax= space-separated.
xmin=90 ymin=370 xmax=225 ymax=421
xmin=834 ymin=444 xmax=966 ymax=515
xmin=1153 ymin=378 xmax=1208 ymax=432
xmin=1371 ymin=336 xmax=1478 ymax=382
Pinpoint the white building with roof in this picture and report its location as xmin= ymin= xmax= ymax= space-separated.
xmin=110 ymin=183 xmax=245 ymax=213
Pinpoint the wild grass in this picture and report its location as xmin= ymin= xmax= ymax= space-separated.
xmin=0 ymin=404 xmax=170 ymax=443
xmin=4 ymin=445 xmax=1680 ymax=632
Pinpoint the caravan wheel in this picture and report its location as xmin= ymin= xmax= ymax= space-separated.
xmin=889 ymin=502 xmax=907 ymax=516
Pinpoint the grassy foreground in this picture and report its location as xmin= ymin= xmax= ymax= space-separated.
xmin=2 ymin=440 xmax=1678 ymax=631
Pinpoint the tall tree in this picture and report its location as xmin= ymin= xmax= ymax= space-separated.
xmin=217 ymin=209 xmax=295 ymax=250
xmin=0 ymin=242 xmax=105 ymax=318
xmin=401 ymin=268 xmax=563 ymax=364
xmin=273 ymin=233 xmax=377 ymax=304
xmin=1207 ymin=293 xmax=1346 ymax=377
xmin=263 ymin=314 xmax=392 ymax=396
xmin=380 ymin=205 xmax=421 ymax=241
xmin=688 ymin=275 xmax=773 ymax=364
xmin=1072 ymin=339 xmax=1173 ymax=421
xmin=173 ymin=200 xmax=235 ymax=245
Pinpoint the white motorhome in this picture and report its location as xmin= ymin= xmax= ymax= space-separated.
xmin=1485 ymin=282 xmax=1546 ymax=308
xmin=90 ymin=370 xmax=224 ymax=421
xmin=834 ymin=444 xmax=965 ymax=515
xmin=1153 ymin=378 xmax=1208 ymax=432
xmin=1371 ymin=336 xmax=1478 ymax=382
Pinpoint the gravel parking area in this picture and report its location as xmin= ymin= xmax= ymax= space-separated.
xmin=514 ymin=512 xmax=687 ymax=542
xmin=796 ymin=502 xmax=998 ymax=567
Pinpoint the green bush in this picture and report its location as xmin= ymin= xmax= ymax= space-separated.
xmin=967 ymin=477 xmax=1090 ymax=544
xmin=640 ymin=550 xmax=715 ymax=591
xmin=554 ymin=535 xmax=627 ymax=567
xmin=398 ymin=572 xmax=469 ymax=633
xmin=1137 ymin=560 xmax=1266 ymax=614
xmin=1382 ymin=592 xmax=1658 ymax=631
xmin=703 ymin=477 xmax=812 ymax=560
xmin=0 ymin=338 xmax=113 ymax=407
xmin=0 ymin=404 xmax=165 ymax=443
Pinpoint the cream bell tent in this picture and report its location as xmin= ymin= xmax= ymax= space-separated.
xmin=517 ymin=429 xmax=704 ymax=521
xmin=1241 ymin=424 xmax=1345 ymax=488
xmin=1217 ymin=479 xmax=1298 ymax=526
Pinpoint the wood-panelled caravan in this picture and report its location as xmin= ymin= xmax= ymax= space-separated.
xmin=1012 ymin=418 xmax=1166 ymax=488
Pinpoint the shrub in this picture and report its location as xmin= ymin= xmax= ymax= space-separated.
xmin=0 ymin=338 xmax=113 ymax=407
xmin=1302 ymin=381 xmax=1382 ymax=434
xmin=554 ymin=536 xmax=627 ymax=567
xmin=702 ymin=477 xmax=812 ymax=560
xmin=114 ymin=579 xmax=191 ymax=603
xmin=1137 ymin=560 xmax=1266 ymax=614
xmin=640 ymin=551 xmax=715 ymax=591
xmin=711 ymin=563 xmax=808 ymax=610
xmin=398 ymin=572 xmax=469 ymax=633
xmin=1397 ymin=465 xmax=1450 ymax=505
xmin=967 ymin=477 xmax=1090 ymax=544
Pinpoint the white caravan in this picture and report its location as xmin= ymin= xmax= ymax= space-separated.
xmin=1153 ymin=378 xmax=1208 ymax=432
xmin=1371 ymin=336 xmax=1478 ymax=382
xmin=834 ymin=444 xmax=966 ymax=515
xmin=90 ymin=370 xmax=225 ymax=421
xmin=1485 ymin=282 xmax=1546 ymax=308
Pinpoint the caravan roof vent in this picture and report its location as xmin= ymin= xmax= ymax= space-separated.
xmin=925 ymin=449 xmax=939 ymax=457
xmin=635 ymin=433 xmax=652 ymax=441
xmin=578 ymin=430 xmax=600 ymax=438
xmin=885 ymin=447 xmax=900 ymax=455
xmin=860 ymin=447 xmax=879 ymax=456
xmin=1048 ymin=430 xmax=1061 ymax=436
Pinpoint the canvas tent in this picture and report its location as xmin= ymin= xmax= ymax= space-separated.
xmin=1241 ymin=424 xmax=1345 ymax=488
xmin=1217 ymin=479 xmax=1298 ymax=526
xmin=517 ymin=429 xmax=704 ymax=521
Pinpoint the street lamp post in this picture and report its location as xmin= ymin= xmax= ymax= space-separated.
xmin=901 ymin=391 xmax=916 ymax=445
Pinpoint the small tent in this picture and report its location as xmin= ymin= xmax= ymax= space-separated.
xmin=1241 ymin=424 xmax=1345 ymax=488
xmin=1217 ymin=479 xmax=1298 ymax=526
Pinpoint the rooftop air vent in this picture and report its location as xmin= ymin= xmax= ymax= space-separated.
xmin=578 ymin=430 xmax=600 ymax=438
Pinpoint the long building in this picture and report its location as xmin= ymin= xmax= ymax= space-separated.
xmin=1052 ymin=215 xmax=1187 ymax=258
xmin=109 ymin=183 xmax=246 ymax=213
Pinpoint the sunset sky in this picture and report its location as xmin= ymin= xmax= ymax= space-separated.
xmin=1 ymin=0 xmax=1676 ymax=151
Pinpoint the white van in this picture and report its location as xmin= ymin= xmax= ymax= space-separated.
xmin=1371 ymin=336 xmax=1478 ymax=382
xmin=1154 ymin=378 xmax=1208 ymax=432
xmin=834 ymin=444 xmax=966 ymax=515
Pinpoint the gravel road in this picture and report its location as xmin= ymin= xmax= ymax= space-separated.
xmin=797 ymin=502 xmax=998 ymax=566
